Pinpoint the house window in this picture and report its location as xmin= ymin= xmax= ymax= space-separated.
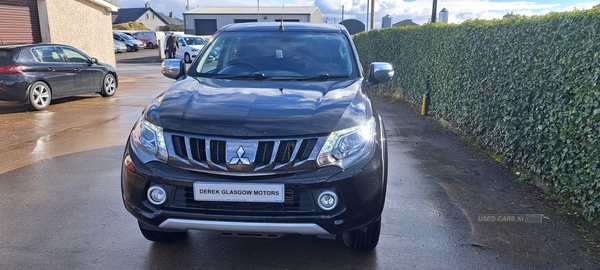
xmin=152 ymin=14 xmax=155 ymax=19
xmin=146 ymin=14 xmax=149 ymax=19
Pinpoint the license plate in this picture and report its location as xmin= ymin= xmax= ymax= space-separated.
xmin=193 ymin=182 xmax=284 ymax=203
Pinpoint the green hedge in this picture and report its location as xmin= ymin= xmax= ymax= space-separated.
xmin=354 ymin=10 xmax=600 ymax=220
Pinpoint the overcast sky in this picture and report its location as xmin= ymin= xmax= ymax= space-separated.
xmin=115 ymin=0 xmax=598 ymax=27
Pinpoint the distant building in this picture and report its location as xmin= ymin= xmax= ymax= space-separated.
xmin=439 ymin=8 xmax=448 ymax=23
xmin=594 ymin=4 xmax=600 ymax=9
xmin=393 ymin=19 xmax=419 ymax=27
xmin=0 ymin=0 xmax=117 ymax=66
xmin=183 ymin=6 xmax=322 ymax=35
xmin=503 ymin=12 xmax=517 ymax=19
xmin=382 ymin=14 xmax=392 ymax=28
xmin=340 ymin=19 xmax=365 ymax=35
xmin=112 ymin=2 xmax=183 ymax=30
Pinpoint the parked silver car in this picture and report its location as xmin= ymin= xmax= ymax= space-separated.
xmin=113 ymin=32 xmax=144 ymax=52
xmin=114 ymin=40 xmax=127 ymax=53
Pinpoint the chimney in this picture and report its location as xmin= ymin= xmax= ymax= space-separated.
xmin=169 ymin=11 xmax=174 ymax=18
xmin=145 ymin=2 xmax=150 ymax=9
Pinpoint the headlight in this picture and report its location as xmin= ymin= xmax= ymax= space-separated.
xmin=317 ymin=117 xmax=376 ymax=169
xmin=131 ymin=118 xmax=168 ymax=163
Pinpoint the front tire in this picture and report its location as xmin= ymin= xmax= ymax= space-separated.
xmin=27 ymin=81 xmax=51 ymax=110
xmin=184 ymin=53 xmax=191 ymax=63
xmin=138 ymin=221 xmax=187 ymax=242
xmin=148 ymin=42 xmax=154 ymax=49
xmin=342 ymin=216 xmax=381 ymax=251
xmin=100 ymin=74 xmax=117 ymax=97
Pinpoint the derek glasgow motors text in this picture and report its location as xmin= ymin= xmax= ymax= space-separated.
xmin=197 ymin=189 xmax=280 ymax=196
xmin=478 ymin=214 xmax=544 ymax=223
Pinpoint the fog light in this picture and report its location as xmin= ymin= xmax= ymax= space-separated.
xmin=317 ymin=191 xmax=338 ymax=211
xmin=147 ymin=186 xmax=167 ymax=205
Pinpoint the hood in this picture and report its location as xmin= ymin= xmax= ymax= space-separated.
xmin=143 ymin=77 xmax=370 ymax=137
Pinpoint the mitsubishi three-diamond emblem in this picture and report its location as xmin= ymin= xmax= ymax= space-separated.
xmin=229 ymin=146 xmax=251 ymax=165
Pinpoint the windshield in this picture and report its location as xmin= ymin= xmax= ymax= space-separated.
xmin=120 ymin=34 xmax=134 ymax=40
xmin=184 ymin=37 xmax=206 ymax=45
xmin=189 ymin=31 xmax=358 ymax=79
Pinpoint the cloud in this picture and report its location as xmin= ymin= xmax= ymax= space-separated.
xmin=316 ymin=0 xmax=597 ymax=27
xmin=118 ymin=0 xmax=599 ymax=28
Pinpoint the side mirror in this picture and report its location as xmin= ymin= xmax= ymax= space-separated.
xmin=367 ymin=62 xmax=394 ymax=86
xmin=90 ymin=57 xmax=98 ymax=64
xmin=161 ymin=59 xmax=186 ymax=79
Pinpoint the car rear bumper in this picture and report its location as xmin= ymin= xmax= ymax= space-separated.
xmin=0 ymin=76 xmax=29 ymax=102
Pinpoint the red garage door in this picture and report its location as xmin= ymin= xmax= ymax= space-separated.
xmin=0 ymin=0 xmax=41 ymax=45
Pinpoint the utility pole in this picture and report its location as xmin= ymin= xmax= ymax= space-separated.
xmin=370 ymin=0 xmax=375 ymax=30
xmin=431 ymin=0 xmax=437 ymax=23
xmin=366 ymin=0 xmax=369 ymax=30
xmin=258 ymin=0 xmax=260 ymax=22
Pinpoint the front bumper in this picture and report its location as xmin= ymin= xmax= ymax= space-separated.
xmin=121 ymin=137 xmax=387 ymax=235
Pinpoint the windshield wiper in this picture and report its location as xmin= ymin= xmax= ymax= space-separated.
xmin=213 ymin=72 xmax=269 ymax=80
xmin=297 ymin=74 xmax=350 ymax=81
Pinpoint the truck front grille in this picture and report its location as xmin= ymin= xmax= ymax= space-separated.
xmin=166 ymin=133 xmax=324 ymax=175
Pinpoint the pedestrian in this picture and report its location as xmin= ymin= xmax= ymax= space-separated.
xmin=166 ymin=32 xmax=179 ymax=59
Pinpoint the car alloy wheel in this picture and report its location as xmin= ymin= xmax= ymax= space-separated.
xmin=100 ymin=74 xmax=117 ymax=97
xmin=28 ymin=81 xmax=52 ymax=110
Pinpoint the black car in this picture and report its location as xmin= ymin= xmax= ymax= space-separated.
xmin=0 ymin=44 xmax=117 ymax=110
xmin=121 ymin=22 xmax=394 ymax=250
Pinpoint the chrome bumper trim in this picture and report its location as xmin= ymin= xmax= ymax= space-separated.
xmin=158 ymin=218 xmax=330 ymax=235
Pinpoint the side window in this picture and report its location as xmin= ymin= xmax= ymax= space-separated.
xmin=61 ymin=47 xmax=89 ymax=63
xmin=31 ymin=47 xmax=65 ymax=63
xmin=177 ymin=37 xmax=184 ymax=46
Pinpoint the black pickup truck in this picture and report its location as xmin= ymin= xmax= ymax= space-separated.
xmin=121 ymin=22 xmax=394 ymax=250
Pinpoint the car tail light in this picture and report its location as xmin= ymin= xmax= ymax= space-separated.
xmin=0 ymin=64 xmax=24 ymax=75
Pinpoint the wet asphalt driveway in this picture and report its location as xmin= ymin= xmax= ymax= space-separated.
xmin=0 ymin=49 xmax=598 ymax=269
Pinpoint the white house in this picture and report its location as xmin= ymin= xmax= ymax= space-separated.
xmin=183 ymin=6 xmax=323 ymax=35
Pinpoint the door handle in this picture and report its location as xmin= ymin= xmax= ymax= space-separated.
xmin=47 ymin=68 xmax=55 ymax=72
xmin=73 ymin=68 xmax=79 ymax=72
